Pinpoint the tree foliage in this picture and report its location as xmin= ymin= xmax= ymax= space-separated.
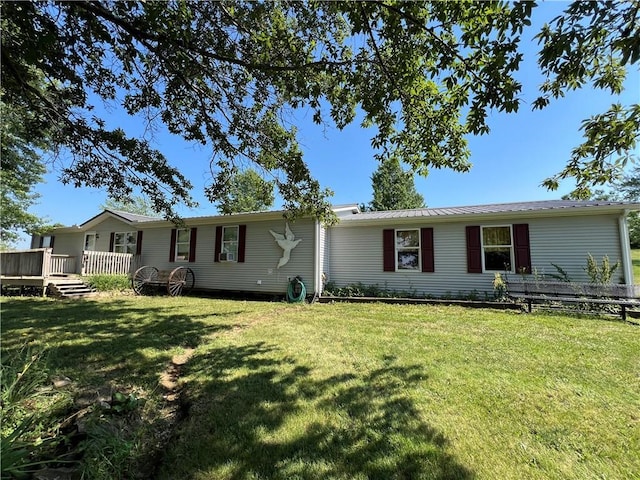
xmin=0 ymin=98 xmax=48 ymax=247
xmin=101 ymin=196 xmax=158 ymax=217
xmin=1 ymin=1 xmax=638 ymax=224
xmin=216 ymin=169 xmax=275 ymax=214
xmin=368 ymin=157 xmax=426 ymax=211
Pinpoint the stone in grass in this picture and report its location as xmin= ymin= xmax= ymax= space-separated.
xmin=51 ymin=376 xmax=72 ymax=388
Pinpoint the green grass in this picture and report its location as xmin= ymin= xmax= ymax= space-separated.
xmin=632 ymin=249 xmax=640 ymax=283
xmin=1 ymin=296 xmax=639 ymax=479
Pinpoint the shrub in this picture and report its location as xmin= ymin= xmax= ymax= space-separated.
xmin=585 ymin=254 xmax=620 ymax=284
xmin=86 ymin=274 xmax=130 ymax=292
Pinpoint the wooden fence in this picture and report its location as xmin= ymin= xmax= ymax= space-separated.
xmin=0 ymin=249 xmax=49 ymax=277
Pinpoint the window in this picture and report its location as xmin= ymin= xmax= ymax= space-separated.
xmin=175 ymin=228 xmax=191 ymax=261
xmin=396 ymin=229 xmax=420 ymax=271
xmin=220 ymin=226 xmax=239 ymax=262
xmin=482 ymin=226 xmax=513 ymax=271
xmin=84 ymin=232 xmax=97 ymax=251
xmin=112 ymin=232 xmax=137 ymax=254
xmin=40 ymin=235 xmax=54 ymax=248
xmin=215 ymin=225 xmax=246 ymax=263
xmin=383 ymin=228 xmax=434 ymax=273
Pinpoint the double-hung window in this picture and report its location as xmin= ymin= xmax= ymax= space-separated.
xmin=482 ymin=226 xmax=513 ymax=271
xmin=395 ymin=229 xmax=420 ymax=271
xmin=220 ymin=226 xmax=239 ymax=262
xmin=175 ymin=228 xmax=192 ymax=261
xmin=113 ymin=232 xmax=137 ymax=254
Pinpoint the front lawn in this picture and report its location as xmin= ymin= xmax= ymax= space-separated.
xmin=1 ymin=296 xmax=638 ymax=479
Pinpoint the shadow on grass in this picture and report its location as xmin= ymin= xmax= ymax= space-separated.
xmin=159 ymin=346 xmax=473 ymax=479
xmin=0 ymin=298 xmax=243 ymax=386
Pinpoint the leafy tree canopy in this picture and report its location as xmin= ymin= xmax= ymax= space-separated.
xmin=568 ymin=165 xmax=640 ymax=248
xmin=216 ymin=169 xmax=275 ymax=214
xmin=0 ymin=98 xmax=48 ymax=247
xmin=2 ymin=1 xmax=638 ymax=224
xmin=101 ymin=196 xmax=158 ymax=217
xmin=368 ymin=157 xmax=426 ymax=211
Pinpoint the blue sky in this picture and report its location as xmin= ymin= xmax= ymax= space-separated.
xmin=23 ymin=2 xmax=639 ymax=247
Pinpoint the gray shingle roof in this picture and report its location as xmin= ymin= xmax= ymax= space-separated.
xmin=341 ymin=200 xmax=637 ymax=221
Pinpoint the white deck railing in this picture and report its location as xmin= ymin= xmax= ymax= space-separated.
xmin=50 ymin=254 xmax=77 ymax=275
xmin=81 ymin=250 xmax=136 ymax=276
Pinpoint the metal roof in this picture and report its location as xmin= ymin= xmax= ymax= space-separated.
xmin=340 ymin=200 xmax=639 ymax=222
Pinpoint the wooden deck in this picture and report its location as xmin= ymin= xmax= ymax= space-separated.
xmin=1 ymin=248 xmax=139 ymax=296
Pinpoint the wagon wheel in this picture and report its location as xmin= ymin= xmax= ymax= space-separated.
xmin=132 ymin=266 xmax=159 ymax=295
xmin=167 ymin=267 xmax=195 ymax=296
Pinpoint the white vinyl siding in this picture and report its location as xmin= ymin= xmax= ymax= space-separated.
xmin=139 ymin=218 xmax=317 ymax=294
xmin=328 ymin=214 xmax=623 ymax=297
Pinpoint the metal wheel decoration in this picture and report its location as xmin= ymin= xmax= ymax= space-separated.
xmin=132 ymin=266 xmax=159 ymax=295
xmin=167 ymin=267 xmax=195 ymax=296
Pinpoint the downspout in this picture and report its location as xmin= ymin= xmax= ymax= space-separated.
xmin=314 ymin=219 xmax=321 ymax=298
xmin=619 ymin=210 xmax=633 ymax=284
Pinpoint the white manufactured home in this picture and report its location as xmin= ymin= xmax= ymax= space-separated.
xmin=12 ymin=200 xmax=638 ymax=298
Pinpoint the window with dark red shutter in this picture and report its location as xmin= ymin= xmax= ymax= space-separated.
xmin=237 ymin=225 xmax=247 ymax=263
xmin=214 ymin=226 xmax=223 ymax=262
xmin=383 ymin=229 xmax=395 ymax=271
xmin=466 ymin=226 xmax=482 ymax=273
xmin=513 ymin=223 xmax=531 ymax=274
xmin=420 ymin=228 xmax=434 ymax=272
xmin=169 ymin=229 xmax=177 ymax=262
xmin=188 ymin=228 xmax=197 ymax=263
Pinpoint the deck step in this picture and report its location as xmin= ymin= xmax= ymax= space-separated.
xmin=47 ymin=280 xmax=97 ymax=298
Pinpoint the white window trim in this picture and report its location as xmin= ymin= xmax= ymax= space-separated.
xmin=113 ymin=231 xmax=138 ymax=254
xmin=174 ymin=228 xmax=191 ymax=262
xmin=480 ymin=224 xmax=514 ymax=273
xmin=219 ymin=225 xmax=239 ymax=263
xmin=395 ymin=228 xmax=421 ymax=272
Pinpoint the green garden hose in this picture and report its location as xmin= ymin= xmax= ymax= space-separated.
xmin=287 ymin=276 xmax=306 ymax=303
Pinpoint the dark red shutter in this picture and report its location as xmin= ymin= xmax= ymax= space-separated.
xmin=188 ymin=228 xmax=197 ymax=263
xmin=420 ymin=228 xmax=434 ymax=273
xmin=214 ymin=226 xmax=222 ymax=262
xmin=513 ymin=223 xmax=531 ymax=274
xmin=383 ymin=229 xmax=395 ymax=272
xmin=169 ymin=229 xmax=177 ymax=262
xmin=136 ymin=231 xmax=143 ymax=255
xmin=466 ymin=226 xmax=482 ymax=273
xmin=109 ymin=232 xmax=115 ymax=252
xmin=49 ymin=236 xmax=55 ymax=249
xmin=237 ymin=225 xmax=247 ymax=263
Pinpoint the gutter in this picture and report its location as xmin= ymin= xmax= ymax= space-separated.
xmin=619 ymin=210 xmax=634 ymax=284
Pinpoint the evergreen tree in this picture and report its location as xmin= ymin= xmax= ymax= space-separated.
xmin=369 ymin=157 xmax=426 ymax=211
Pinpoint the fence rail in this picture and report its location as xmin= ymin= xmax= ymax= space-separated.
xmin=1 ymin=249 xmax=140 ymax=278
xmin=81 ymin=251 xmax=137 ymax=276
xmin=50 ymin=255 xmax=77 ymax=275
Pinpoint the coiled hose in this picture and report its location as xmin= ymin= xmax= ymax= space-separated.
xmin=287 ymin=276 xmax=306 ymax=303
